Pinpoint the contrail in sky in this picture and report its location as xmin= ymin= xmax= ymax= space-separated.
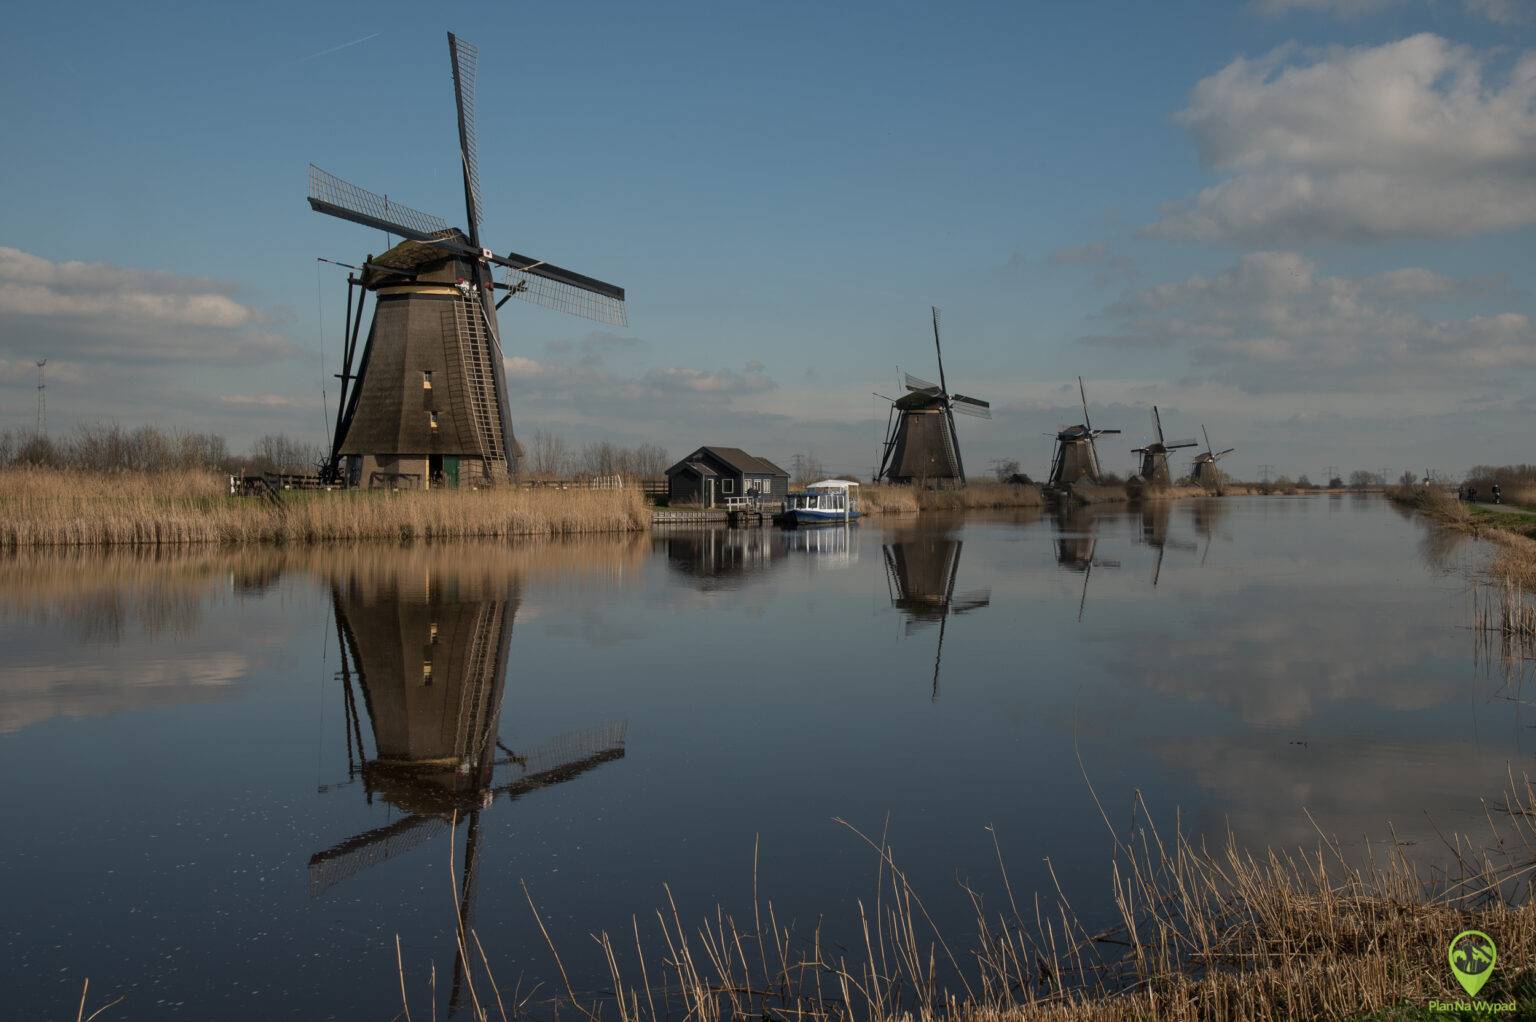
xmin=294 ymin=32 xmax=381 ymax=64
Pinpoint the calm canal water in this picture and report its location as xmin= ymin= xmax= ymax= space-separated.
xmin=0 ymin=495 xmax=1518 ymax=1018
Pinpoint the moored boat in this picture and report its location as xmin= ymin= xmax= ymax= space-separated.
xmin=780 ymin=479 xmax=862 ymax=526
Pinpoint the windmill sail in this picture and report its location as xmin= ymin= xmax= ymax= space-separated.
xmin=308 ymin=166 xmax=450 ymax=241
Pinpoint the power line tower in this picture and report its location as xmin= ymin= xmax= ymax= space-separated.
xmin=1324 ymin=465 xmax=1339 ymax=485
xmin=1259 ymin=463 xmax=1274 ymax=484
xmin=34 ymin=359 xmax=47 ymax=437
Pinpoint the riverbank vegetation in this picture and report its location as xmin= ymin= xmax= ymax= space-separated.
xmin=860 ymin=482 xmax=1046 ymax=515
xmin=0 ymin=467 xmax=650 ymax=548
xmin=403 ymin=782 xmax=1536 ymax=1022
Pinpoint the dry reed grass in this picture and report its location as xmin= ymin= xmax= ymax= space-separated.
xmin=860 ymin=484 xmax=1045 ymax=516
xmin=397 ymin=779 xmax=1536 ymax=1022
xmin=1067 ymin=483 xmax=1131 ymax=505
xmin=0 ymin=467 xmax=650 ymax=547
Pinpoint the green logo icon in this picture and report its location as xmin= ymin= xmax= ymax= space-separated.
xmin=1449 ymin=930 xmax=1497 ymax=997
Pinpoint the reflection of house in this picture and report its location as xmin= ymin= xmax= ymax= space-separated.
xmin=665 ymin=447 xmax=790 ymax=508
xmin=660 ymin=527 xmax=785 ymax=590
xmin=882 ymin=532 xmax=990 ymax=699
xmin=313 ymin=568 xmax=625 ymax=1014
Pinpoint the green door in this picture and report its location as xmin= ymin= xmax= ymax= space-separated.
xmin=444 ymin=456 xmax=460 ymax=487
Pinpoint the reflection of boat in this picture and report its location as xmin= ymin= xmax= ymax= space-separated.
xmin=782 ymin=522 xmax=859 ymax=565
xmin=312 ymin=568 xmax=625 ymax=1014
xmin=660 ymin=523 xmax=858 ymax=588
xmin=781 ymin=479 xmax=862 ymax=525
xmin=882 ymin=531 xmax=990 ymax=699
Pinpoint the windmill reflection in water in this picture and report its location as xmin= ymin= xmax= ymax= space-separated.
xmin=1052 ymin=510 xmax=1121 ymax=621
xmin=881 ymin=532 xmax=991 ymax=700
xmin=312 ymin=568 xmax=626 ymax=1013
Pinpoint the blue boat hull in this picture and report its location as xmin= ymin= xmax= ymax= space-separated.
xmin=783 ymin=508 xmax=862 ymax=525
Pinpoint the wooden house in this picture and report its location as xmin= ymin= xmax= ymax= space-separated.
xmin=665 ymin=447 xmax=790 ymax=508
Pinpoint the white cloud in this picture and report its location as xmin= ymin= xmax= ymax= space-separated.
xmin=1087 ymin=250 xmax=1533 ymax=392
xmin=1149 ymin=35 xmax=1536 ymax=242
xmin=1255 ymin=0 xmax=1534 ymax=23
xmin=0 ymin=246 xmax=292 ymax=363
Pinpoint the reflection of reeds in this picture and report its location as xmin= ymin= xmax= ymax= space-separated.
xmin=0 ymin=467 xmax=650 ymax=547
xmin=390 ymin=785 xmax=1536 ymax=1022
xmin=0 ymin=538 xmax=652 ymax=637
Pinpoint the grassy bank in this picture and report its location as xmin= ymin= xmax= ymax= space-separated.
xmin=861 ymin=482 xmax=1046 ymax=515
xmin=0 ymin=467 xmax=650 ymax=547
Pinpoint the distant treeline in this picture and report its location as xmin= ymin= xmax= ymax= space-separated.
xmin=0 ymin=426 xmax=323 ymax=475
xmin=1 ymin=425 xmax=674 ymax=481
xmin=522 ymin=431 xmax=669 ymax=479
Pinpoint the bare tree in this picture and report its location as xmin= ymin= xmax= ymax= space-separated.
xmin=525 ymin=430 xmax=572 ymax=478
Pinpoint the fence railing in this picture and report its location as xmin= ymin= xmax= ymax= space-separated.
xmin=520 ymin=476 xmax=666 ymax=495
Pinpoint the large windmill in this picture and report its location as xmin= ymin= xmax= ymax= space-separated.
xmin=1191 ymin=425 xmax=1235 ymax=490
xmin=877 ymin=307 xmax=990 ymax=486
xmin=310 ymin=33 xmax=626 ymax=488
xmin=882 ymin=531 xmax=990 ymax=700
xmin=1131 ymin=406 xmax=1199 ymax=487
xmin=1046 ymin=377 xmax=1120 ymax=488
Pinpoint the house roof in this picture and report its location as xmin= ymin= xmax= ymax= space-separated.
xmin=685 ymin=446 xmax=788 ymax=477
xmin=666 ymin=459 xmax=718 ymax=477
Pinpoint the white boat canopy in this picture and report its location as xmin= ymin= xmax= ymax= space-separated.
xmin=807 ymin=479 xmax=860 ymax=490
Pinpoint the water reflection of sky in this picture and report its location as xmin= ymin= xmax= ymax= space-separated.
xmin=0 ymin=498 xmax=1515 ymax=1018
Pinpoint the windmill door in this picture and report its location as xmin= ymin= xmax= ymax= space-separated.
xmin=444 ymin=456 xmax=460 ymax=487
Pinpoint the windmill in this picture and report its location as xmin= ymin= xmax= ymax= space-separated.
xmin=882 ymin=531 xmax=990 ymax=700
xmin=310 ymin=33 xmax=626 ymax=489
xmin=312 ymin=571 xmax=625 ymax=1013
xmin=1191 ymin=426 xmax=1235 ymax=490
xmin=1130 ymin=406 xmax=1198 ymax=487
xmin=1046 ymin=377 xmax=1120 ymax=488
xmin=877 ymin=307 xmax=990 ymax=486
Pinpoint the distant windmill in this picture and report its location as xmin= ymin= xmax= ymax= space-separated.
xmin=877 ymin=307 xmax=990 ymax=486
xmin=1191 ymin=425 xmax=1235 ymax=490
xmin=882 ymin=533 xmax=990 ymax=700
xmin=1046 ymin=377 xmax=1120 ymax=488
xmin=1131 ymin=406 xmax=1198 ymax=487
xmin=309 ymin=32 xmax=626 ymax=488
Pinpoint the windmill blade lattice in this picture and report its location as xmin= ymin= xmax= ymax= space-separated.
xmin=501 ymin=266 xmax=629 ymax=326
xmin=308 ymin=165 xmax=450 ymax=241
xmin=447 ymin=33 xmax=484 ymax=241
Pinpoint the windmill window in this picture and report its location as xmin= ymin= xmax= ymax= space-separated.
xmin=422 ymin=371 xmax=433 ymax=390
xmin=421 ymin=660 xmax=434 ymax=686
xmin=429 ymin=411 xmax=439 ymax=430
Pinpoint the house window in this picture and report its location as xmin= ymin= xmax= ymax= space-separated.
xmin=723 ymin=478 xmax=735 ymax=494
xmin=759 ymin=477 xmax=772 ymax=494
xmin=429 ymin=411 xmax=439 ymax=430
xmin=422 ymin=371 xmax=433 ymax=390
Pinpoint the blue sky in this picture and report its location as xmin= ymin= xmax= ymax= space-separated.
xmin=1 ymin=0 xmax=1532 ymax=480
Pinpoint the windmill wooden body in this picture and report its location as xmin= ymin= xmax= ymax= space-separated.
xmin=877 ymin=308 xmax=990 ymax=486
xmin=1047 ymin=378 xmax=1120 ymax=488
xmin=1191 ymin=425 xmax=1235 ymax=490
xmin=310 ymin=33 xmax=626 ymax=488
xmin=1130 ymin=406 xmax=1198 ymax=487
xmin=881 ymin=530 xmax=990 ymax=699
